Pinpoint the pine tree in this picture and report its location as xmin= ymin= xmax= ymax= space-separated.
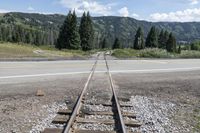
xmin=87 ymin=12 xmax=94 ymax=48
xmin=64 ymin=11 xmax=73 ymax=49
xmin=101 ymin=38 xmax=107 ymax=49
xmin=25 ymin=32 xmax=30 ymax=44
xmin=191 ymin=43 xmax=195 ymax=50
xmin=12 ymin=29 xmax=20 ymax=43
xmin=34 ymin=31 xmax=40 ymax=46
xmin=79 ymin=12 xmax=86 ymax=50
xmin=56 ymin=11 xmax=80 ymax=50
xmin=56 ymin=11 xmax=71 ymax=49
xmin=133 ymin=27 xmax=145 ymax=49
xmin=112 ymin=38 xmax=121 ymax=49
xmin=177 ymin=45 xmax=181 ymax=54
xmin=166 ymin=33 xmax=177 ymax=53
xmin=158 ymin=29 xmax=166 ymax=48
xmin=69 ymin=10 xmax=80 ymax=49
xmin=79 ymin=12 xmax=94 ymax=51
xmin=172 ymin=33 xmax=177 ymax=53
xmin=163 ymin=30 xmax=169 ymax=48
xmin=146 ymin=26 xmax=158 ymax=48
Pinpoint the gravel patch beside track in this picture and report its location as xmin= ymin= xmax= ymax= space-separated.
xmin=113 ymin=71 xmax=200 ymax=133
xmin=0 ymin=74 xmax=88 ymax=133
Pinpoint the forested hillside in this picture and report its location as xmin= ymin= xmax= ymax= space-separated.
xmin=0 ymin=12 xmax=200 ymax=48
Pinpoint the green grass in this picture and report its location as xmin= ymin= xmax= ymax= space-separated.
xmin=0 ymin=42 xmax=90 ymax=59
xmin=112 ymin=49 xmax=138 ymax=58
xmin=178 ymin=50 xmax=200 ymax=58
xmin=193 ymin=109 xmax=200 ymax=132
xmin=112 ymin=48 xmax=200 ymax=58
xmin=0 ymin=42 xmax=39 ymax=58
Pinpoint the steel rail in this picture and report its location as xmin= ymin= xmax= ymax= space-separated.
xmin=104 ymin=53 xmax=127 ymax=133
xmin=63 ymin=54 xmax=100 ymax=133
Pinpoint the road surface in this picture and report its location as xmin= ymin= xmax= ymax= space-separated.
xmin=1 ymin=59 xmax=200 ymax=80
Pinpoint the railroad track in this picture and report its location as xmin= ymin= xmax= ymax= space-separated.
xmin=43 ymin=52 xmax=142 ymax=133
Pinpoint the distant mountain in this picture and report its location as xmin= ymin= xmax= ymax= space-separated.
xmin=0 ymin=12 xmax=200 ymax=48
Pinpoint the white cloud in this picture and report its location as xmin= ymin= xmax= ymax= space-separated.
xmin=132 ymin=13 xmax=139 ymax=18
xmin=189 ymin=0 xmax=199 ymax=5
xmin=26 ymin=11 xmax=55 ymax=14
xmin=59 ymin=0 xmax=113 ymax=16
xmin=118 ymin=7 xmax=129 ymax=17
xmin=150 ymin=8 xmax=200 ymax=22
xmin=27 ymin=6 xmax=35 ymax=11
xmin=0 ymin=9 xmax=10 ymax=13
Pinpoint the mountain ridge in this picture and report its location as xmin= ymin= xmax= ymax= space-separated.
xmin=0 ymin=12 xmax=200 ymax=47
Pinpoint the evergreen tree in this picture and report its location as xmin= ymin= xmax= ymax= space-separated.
xmin=7 ymin=26 xmax=13 ymax=42
xmin=101 ymin=38 xmax=107 ymax=49
xmin=158 ymin=29 xmax=166 ymax=48
xmin=12 ymin=29 xmax=20 ymax=43
xmin=56 ymin=11 xmax=71 ymax=49
xmin=69 ymin=10 xmax=81 ymax=49
xmin=25 ymin=32 xmax=30 ymax=44
xmin=163 ymin=30 xmax=169 ymax=48
xmin=166 ymin=33 xmax=177 ymax=53
xmin=79 ymin=12 xmax=86 ymax=50
xmin=112 ymin=38 xmax=121 ymax=49
xmin=191 ymin=41 xmax=200 ymax=50
xmin=191 ymin=43 xmax=195 ymax=50
xmin=87 ymin=12 xmax=94 ymax=48
xmin=177 ymin=45 xmax=181 ymax=54
xmin=79 ymin=12 xmax=94 ymax=51
xmin=133 ymin=27 xmax=145 ymax=49
xmin=35 ymin=32 xmax=40 ymax=46
xmin=64 ymin=12 xmax=72 ymax=49
xmin=56 ymin=11 xmax=80 ymax=50
xmin=146 ymin=26 xmax=158 ymax=48
xmin=0 ymin=23 xmax=57 ymax=46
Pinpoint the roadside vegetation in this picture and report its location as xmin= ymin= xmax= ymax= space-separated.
xmin=112 ymin=48 xmax=200 ymax=58
xmin=0 ymin=42 xmax=90 ymax=59
xmin=112 ymin=26 xmax=200 ymax=58
xmin=0 ymin=42 xmax=39 ymax=58
xmin=193 ymin=109 xmax=200 ymax=132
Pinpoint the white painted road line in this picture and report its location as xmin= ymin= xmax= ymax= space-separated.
xmin=1 ymin=67 xmax=200 ymax=79
xmin=111 ymin=67 xmax=200 ymax=73
xmin=141 ymin=60 xmax=168 ymax=64
xmin=0 ymin=71 xmax=91 ymax=79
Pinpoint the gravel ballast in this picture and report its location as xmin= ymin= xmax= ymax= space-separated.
xmin=30 ymin=102 xmax=67 ymax=133
xmin=124 ymin=96 xmax=189 ymax=133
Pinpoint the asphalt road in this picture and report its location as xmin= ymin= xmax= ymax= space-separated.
xmin=1 ymin=58 xmax=200 ymax=89
xmin=1 ymin=59 xmax=200 ymax=79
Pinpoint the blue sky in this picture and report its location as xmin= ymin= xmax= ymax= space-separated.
xmin=1 ymin=0 xmax=200 ymax=22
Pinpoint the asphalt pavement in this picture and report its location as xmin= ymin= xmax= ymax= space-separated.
xmin=1 ymin=59 xmax=200 ymax=79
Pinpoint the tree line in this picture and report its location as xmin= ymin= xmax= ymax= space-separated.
xmin=56 ymin=11 xmax=94 ymax=51
xmin=0 ymin=23 xmax=58 ymax=46
xmin=110 ymin=26 xmax=179 ymax=53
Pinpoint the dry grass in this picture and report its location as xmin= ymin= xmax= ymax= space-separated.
xmin=0 ymin=42 xmax=89 ymax=59
xmin=112 ymin=48 xmax=200 ymax=59
xmin=0 ymin=42 xmax=39 ymax=58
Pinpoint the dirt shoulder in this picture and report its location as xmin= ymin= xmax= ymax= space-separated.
xmin=113 ymin=71 xmax=200 ymax=132
xmin=0 ymin=74 xmax=88 ymax=133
